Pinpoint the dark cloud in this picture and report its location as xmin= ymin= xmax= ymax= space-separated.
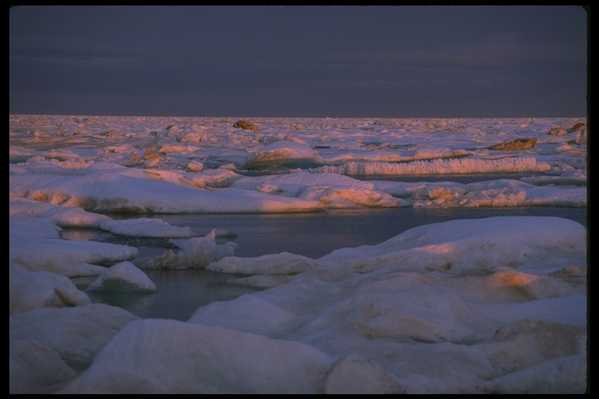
xmin=9 ymin=6 xmax=587 ymax=117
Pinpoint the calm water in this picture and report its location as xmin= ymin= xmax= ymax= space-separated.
xmin=65 ymin=207 xmax=587 ymax=320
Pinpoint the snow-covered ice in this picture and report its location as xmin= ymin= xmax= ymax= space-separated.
xmin=88 ymin=261 xmax=157 ymax=293
xmin=8 ymin=114 xmax=587 ymax=394
xmin=9 ymin=115 xmax=586 ymax=212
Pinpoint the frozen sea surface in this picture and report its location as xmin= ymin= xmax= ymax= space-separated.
xmin=9 ymin=115 xmax=588 ymax=394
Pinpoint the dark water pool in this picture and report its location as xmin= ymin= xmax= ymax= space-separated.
xmin=81 ymin=270 xmax=260 ymax=321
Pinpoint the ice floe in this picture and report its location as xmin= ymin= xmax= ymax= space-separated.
xmin=88 ymin=261 xmax=156 ymax=293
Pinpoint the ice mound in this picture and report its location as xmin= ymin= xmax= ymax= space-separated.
xmin=299 ymin=185 xmax=405 ymax=208
xmin=189 ymin=295 xmax=300 ymax=336
xmin=11 ymin=238 xmax=137 ymax=277
xmin=314 ymin=157 xmax=551 ymax=176
xmin=320 ymin=216 xmax=585 ymax=275
xmin=185 ymin=160 xmax=204 ymax=172
xmin=10 ymin=339 xmax=77 ymax=394
xmin=10 ymin=304 xmax=138 ymax=370
xmin=9 ymin=210 xmax=138 ymax=277
xmin=246 ymin=141 xmax=320 ymax=168
xmin=233 ymin=171 xmax=375 ymax=195
xmin=88 ymin=261 xmax=157 ymax=293
xmin=324 ymin=354 xmax=405 ymax=394
xmin=187 ymin=168 xmax=241 ymax=188
xmin=10 ymin=263 xmax=91 ymax=314
xmin=142 ymin=231 xmax=217 ymax=270
xmin=158 ymin=144 xmax=197 ymax=154
xmin=11 ymin=164 xmax=323 ymax=213
xmin=233 ymin=171 xmax=405 ymax=208
xmin=350 ymin=286 xmax=493 ymax=343
xmin=61 ymin=320 xmax=333 ymax=394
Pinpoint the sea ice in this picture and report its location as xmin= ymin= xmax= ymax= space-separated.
xmin=9 ymin=304 xmax=138 ymax=370
xmin=61 ymin=320 xmax=334 ymax=394
xmin=87 ymin=261 xmax=157 ymax=293
xmin=10 ymin=263 xmax=91 ymax=314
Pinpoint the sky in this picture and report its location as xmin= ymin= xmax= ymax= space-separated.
xmin=9 ymin=6 xmax=587 ymax=117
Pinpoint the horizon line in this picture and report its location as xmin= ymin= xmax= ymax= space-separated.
xmin=9 ymin=112 xmax=587 ymax=120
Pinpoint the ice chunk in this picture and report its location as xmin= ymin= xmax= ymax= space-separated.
xmin=143 ymin=231 xmax=217 ymax=269
xmin=207 ymin=252 xmax=318 ymax=275
xmin=98 ymin=218 xmax=193 ymax=238
xmin=10 ymin=263 xmax=91 ymax=314
xmin=247 ymin=141 xmax=320 ymax=167
xmin=11 ymin=238 xmax=137 ymax=277
xmin=185 ymin=160 xmax=204 ymax=172
xmin=88 ymin=261 xmax=157 ymax=293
